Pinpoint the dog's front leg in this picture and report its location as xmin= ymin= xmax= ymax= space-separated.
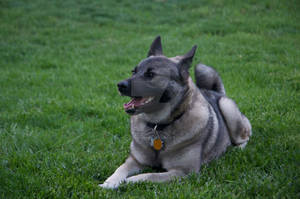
xmin=99 ymin=156 xmax=143 ymax=189
xmin=126 ymin=169 xmax=185 ymax=184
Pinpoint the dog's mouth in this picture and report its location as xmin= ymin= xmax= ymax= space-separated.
xmin=124 ymin=96 xmax=155 ymax=113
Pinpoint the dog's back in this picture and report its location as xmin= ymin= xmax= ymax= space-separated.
xmin=195 ymin=63 xmax=252 ymax=148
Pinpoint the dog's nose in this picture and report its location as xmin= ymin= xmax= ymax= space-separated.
xmin=117 ymin=80 xmax=129 ymax=92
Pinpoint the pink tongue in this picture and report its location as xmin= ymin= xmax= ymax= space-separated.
xmin=123 ymin=98 xmax=144 ymax=110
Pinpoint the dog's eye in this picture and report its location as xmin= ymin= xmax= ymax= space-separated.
xmin=144 ymin=69 xmax=155 ymax=78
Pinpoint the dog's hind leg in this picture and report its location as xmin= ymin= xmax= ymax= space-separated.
xmin=218 ymin=97 xmax=252 ymax=149
xmin=194 ymin=64 xmax=226 ymax=95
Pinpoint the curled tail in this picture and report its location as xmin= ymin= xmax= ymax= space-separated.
xmin=194 ymin=64 xmax=226 ymax=95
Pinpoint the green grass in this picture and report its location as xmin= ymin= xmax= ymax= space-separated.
xmin=0 ymin=0 xmax=299 ymax=198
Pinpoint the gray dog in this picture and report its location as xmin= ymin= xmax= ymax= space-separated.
xmin=100 ymin=36 xmax=252 ymax=189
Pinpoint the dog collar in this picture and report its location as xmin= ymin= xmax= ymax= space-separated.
xmin=147 ymin=112 xmax=185 ymax=151
xmin=146 ymin=112 xmax=185 ymax=131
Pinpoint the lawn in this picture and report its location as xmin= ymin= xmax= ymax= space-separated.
xmin=0 ymin=0 xmax=299 ymax=198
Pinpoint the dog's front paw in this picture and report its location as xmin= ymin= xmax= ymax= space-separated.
xmin=99 ymin=180 xmax=122 ymax=189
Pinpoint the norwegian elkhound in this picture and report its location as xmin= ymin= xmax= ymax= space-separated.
xmin=99 ymin=36 xmax=252 ymax=189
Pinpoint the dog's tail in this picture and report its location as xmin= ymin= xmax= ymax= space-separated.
xmin=194 ymin=64 xmax=226 ymax=95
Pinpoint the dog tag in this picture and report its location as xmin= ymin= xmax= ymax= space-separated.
xmin=153 ymin=138 xmax=163 ymax=151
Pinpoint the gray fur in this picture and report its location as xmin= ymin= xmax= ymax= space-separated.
xmin=195 ymin=64 xmax=226 ymax=95
xmin=100 ymin=36 xmax=252 ymax=189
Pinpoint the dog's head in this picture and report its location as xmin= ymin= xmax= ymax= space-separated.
xmin=117 ymin=36 xmax=197 ymax=116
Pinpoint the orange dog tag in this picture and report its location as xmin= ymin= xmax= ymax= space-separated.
xmin=153 ymin=138 xmax=163 ymax=151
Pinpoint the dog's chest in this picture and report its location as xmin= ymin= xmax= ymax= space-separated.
xmin=129 ymin=109 xmax=208 ymax=166
xmin=131 ymin=122 xmax=199 ymax=155
xmin=131 ymin=126 xmax=170 ymax=150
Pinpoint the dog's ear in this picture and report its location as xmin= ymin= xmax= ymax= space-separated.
xmin=147 ymin=36 xmax=163 ymax=57
xmin=178 ymin=45 xmax=197 ymax=81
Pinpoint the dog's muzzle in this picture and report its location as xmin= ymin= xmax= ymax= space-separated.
xmin=117 ymin=80 xmax=131 ymax=96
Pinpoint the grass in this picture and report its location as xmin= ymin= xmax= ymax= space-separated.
xmin=0 ymin=0 xmax=299 ymax=198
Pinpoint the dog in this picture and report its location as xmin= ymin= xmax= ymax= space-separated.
xmin=99 ymin=36 xmax=252 ymax=189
